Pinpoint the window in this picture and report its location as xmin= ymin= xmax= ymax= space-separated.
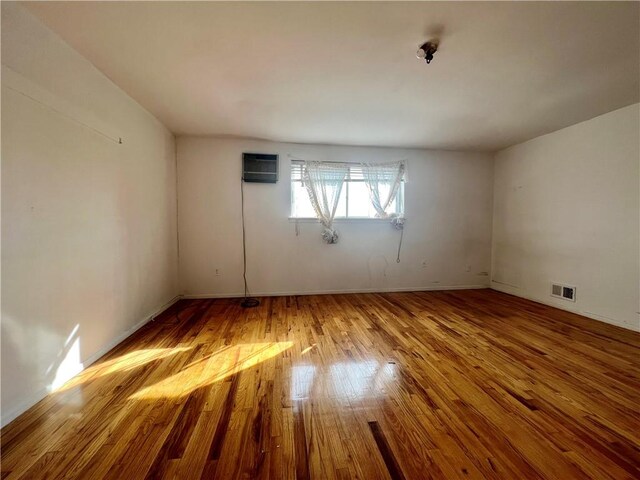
xmin=290 ymin=161 xmax=404 ymax=219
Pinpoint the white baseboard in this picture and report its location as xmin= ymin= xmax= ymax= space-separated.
xmin=81 ymin=294 xmax=183 ymax=369
xmin=0 ymin=387 xmax=51 ymax=431
xmin=182 ymin=284 xmax=489 ymax=299
xmin=490 ymin=282 xmax=639 ymax=332
xmin=0 ymin=294 xmax=182 ymax=429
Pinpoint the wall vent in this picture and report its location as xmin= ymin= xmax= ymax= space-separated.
xmin=551 ymin=283 xmax=576 ymax=302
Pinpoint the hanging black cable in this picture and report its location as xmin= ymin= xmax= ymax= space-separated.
xmin=240 ymin=177 xmax=260 ymax=308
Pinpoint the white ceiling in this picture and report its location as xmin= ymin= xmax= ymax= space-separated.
xmin=24 ymin=1 xmax=640 ymax=152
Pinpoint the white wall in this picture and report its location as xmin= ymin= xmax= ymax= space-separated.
xmin=3 ymin=3 xmax=635 ymax=433
xmin=492 ymin=104 xmax=640 ymax=331
xmin=177 ymin=137 xmax=494 ymax=297
xmin=1 ymin=4 xmax=179 ymax=425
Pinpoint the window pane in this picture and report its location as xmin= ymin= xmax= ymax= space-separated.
xmin=291 ymin=181 xmax=347 ymax=218
xmin=348 ymin=182 xmax=373 ymax=217
xmin=291 ymin=168 xmax=404 ymax=219
xmin=335 ymin=184 xmax=347 ymax=218
xmin=291 ymin=181 xmax=316 ymax=217
xmin=394 ymin=183 xmax=404 ymax=214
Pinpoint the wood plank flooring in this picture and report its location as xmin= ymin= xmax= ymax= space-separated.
xmin=1 ymin=289 xmax=639 ymax=479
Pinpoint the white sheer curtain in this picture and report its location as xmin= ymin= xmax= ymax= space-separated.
xmin=361 ymin=161 xmax=405 ymax=228
xmin=303 ymin=161 xmax=348 ymax=243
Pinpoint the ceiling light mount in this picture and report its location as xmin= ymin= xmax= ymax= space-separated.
xmin=416 ymin=40 xmax=438 ymax=64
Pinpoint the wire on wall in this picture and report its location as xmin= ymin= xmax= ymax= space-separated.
xmin=240 ymin=177 xmax=260 ymax=308
xmin=4 ymin=83 xmax=123 ymax=145
xmin=396 ymin=227 xmax=404 ymax=263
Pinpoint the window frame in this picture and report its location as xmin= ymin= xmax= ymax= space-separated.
xmin=289 ymin=161 xmax=405 ymax=221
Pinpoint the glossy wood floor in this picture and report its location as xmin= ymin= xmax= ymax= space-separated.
xmin=2 ymin=290 xmax=639 ymax=479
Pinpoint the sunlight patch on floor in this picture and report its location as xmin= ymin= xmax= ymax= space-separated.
xmin=55 ymin=347 xmax=191 ymax=392
xmin=129 ymin=342 xmax=293 ymax=399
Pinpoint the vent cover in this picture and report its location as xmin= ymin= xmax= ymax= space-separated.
xmin=242 ymin=153 xmax=278 ymax=183
xmin=551 ymin=283 xmax=576 ymax=302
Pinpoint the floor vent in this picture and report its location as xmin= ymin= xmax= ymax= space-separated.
xmin=551 ymin=283 xmax=576 ymax=302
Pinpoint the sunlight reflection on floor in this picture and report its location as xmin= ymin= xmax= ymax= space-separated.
xmin=55 ymin=347 xmax=191 ymax=392
xmin=291 ymin=360 xmax=397 ymax=401
xmin=129 ymin=342 xmax=293 ymax=399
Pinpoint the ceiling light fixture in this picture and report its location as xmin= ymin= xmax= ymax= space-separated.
xmin=416 ymin=40 xmax=438 ymax=64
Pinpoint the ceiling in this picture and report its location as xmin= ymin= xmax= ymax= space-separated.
xmin=24 ymin=1 xmax=640 ymax=152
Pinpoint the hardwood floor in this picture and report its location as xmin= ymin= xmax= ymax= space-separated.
xmin=1 ymin=289 xmax=639 ymax=479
